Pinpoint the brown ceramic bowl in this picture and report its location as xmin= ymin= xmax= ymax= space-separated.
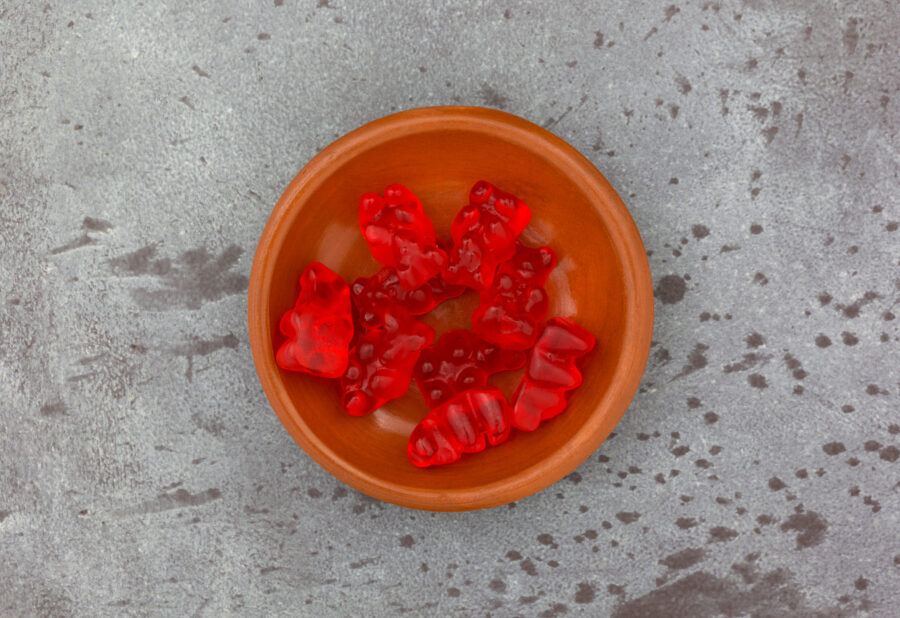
xmin=248 ymin=106 xmax=652 ymax=511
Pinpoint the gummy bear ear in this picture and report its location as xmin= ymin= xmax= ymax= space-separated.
xmin=301 ymin=262 xmax=331 ymax=299
xmin=383 ymin=184 xmax=408 ymax=200
xmin=359 ymin=193 xmax=383 ymax=226
xmin=383 ymin=184 xmax=423 ymax=213
xmin=469 ymin=180 xmax=493 ymax=204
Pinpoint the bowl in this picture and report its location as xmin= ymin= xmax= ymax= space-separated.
xmin=248 ymin=106 xmax=653 ymax=511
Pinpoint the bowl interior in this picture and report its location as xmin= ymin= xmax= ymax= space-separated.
xmin=254 ymin=109 xmax=648 ymax=509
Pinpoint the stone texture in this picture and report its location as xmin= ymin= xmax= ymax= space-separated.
xmin=1 ymin=1 xmax=898 ymax=616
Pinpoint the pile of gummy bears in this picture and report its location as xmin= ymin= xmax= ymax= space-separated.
xmin=275 ymin=181 xmax=595 ymax=467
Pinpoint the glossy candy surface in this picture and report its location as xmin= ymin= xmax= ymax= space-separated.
xmin=414 ymin=330 xmax=525 ymax=408
xmin=340 ymin=310 xmax=435 ymax=416
xmin=443 ymin=181 xmax=531 ymax=290
xmin=275 ymin=262 xmax=354 ymax=378
xmin=511 ymin=317 xmax=596 ymax=431
xmin=359 ymin=184 xmax=447 ymax=291
xmin=408 ymin=387 xmax=513 ymax=467
xmin=351 ymin=266 xmax=464 ymax=330
xmin=472 ymin=243 xmax=557 ymax=350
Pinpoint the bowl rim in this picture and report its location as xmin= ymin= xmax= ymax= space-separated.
xmin=247 ymin=105 xmax=653 ymax=511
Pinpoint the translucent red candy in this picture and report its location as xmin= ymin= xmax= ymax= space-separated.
xmin=273 ymin=181 xmax=599 ymax=469
xmin=351 ymin=266 xmax=464 ymax=330
xmin=340 ymin=310 xmax=435 ymax=416
xmin=511 ymin=317 xmax=595 ymax=431
xmin=407 ymin=387 xmax=512 ymax=467
xmin=359 ymin=184 xmax=447 ymax=291
xmin=444 ymin=181 xmax=532 ymax=290
xmin=275 ymin=262 xmax=354 ymax=378
xmin=472 ymin=243 xmax=557 ymax=350
xmin=414 ymin=330 xmax=526 ymax=408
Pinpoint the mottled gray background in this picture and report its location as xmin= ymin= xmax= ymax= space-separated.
xmin=1 ymin=0 xmax=898 ymax=616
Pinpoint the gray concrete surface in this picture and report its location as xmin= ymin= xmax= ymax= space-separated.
xmin=2 ymin=1 xmax=898 ymax=615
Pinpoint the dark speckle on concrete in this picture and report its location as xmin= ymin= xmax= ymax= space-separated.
xmin=477 ymin=84 xmax=509 ymax=109
xmin=745 ymin=332 xmax=765 ymax=348
xmin=780 ymin=511 xmax=828 ymax=549
xmin=520 ymin=559 xmax=538 ymax=576
xmin=671 ymin=343 xmax=709 ymax=380
xmin=843 ymin=18 xmax=859 ymax=54
xmin=616 ymin=512 xmax=641 ymax=524
xmin=823 ymin=442 xmax=846 ymax=455
xmin=82 ymin=216 xmax=114 ymax=232
xmin=39 ymin=402 xmax=68 ymax=417
xmin=671 ymin=445 xmax=690 ymax=457
xmin=708 ymin=526 xmax=739 ymax=543
xmin=574 ymin=582 xmax=596 ymax=604
xmin=864 ymin=440 xmax=881 ymax=452
xmin=747 ymin=373 xmax=767 ymax=389
xmin=841 ymin=331 xmax=859 ymax=345
xmin=655 ymin=275 xmax=687 ymax=304
xmin=659 ymin=548 xmax=706 ymax=570
xmin=537 ymin=533 xmax=557 ymax=548
xmin=880 ymin=446 xmax=899 ymax=463
xmin=691 ymin=224 xmax=709 ymax=239
xmin=865 ymin=383 xmax=886 ymax=396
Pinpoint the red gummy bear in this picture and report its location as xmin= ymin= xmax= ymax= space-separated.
xmin=359 ymin=184 xmax=447 ymax=291
xmin=408 ymin=387 xmax=512 ymax=467
xmin=351 ymin=266 xmax=464 ymax=330
xmin=511 ymin=317 xmax=596 ymax=431
xmin=275 ymin=262 xmax=354 ymax=378
xmin=341 ymin=310 xmax=435 ymax=416
xmin=472 ymin=243 xmax=557 ymax=350
xmin=444 ymin=181 xmax=532 ymax=290
xmin=414 ymin=330 xmax=526 ymax=408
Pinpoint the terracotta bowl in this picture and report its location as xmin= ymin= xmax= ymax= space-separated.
xmin=248 ymin=106 xmax=653 ymax=511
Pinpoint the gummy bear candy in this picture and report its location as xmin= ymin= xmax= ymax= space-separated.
xmin=408 ymin=387 xmax=512 ymax=467
xmin=510 ymin=317 xmax=595 ymax=431
xmin=472 ymin=243 xmax=557 ymax=350
xmin=341 ymin=309 xmax=435 ymax=416
xmin=443 ymin=181 xmax=532 ymax=290
xmin=275 ymin=262 xmax=354 ymax=378
xmin=359 ymin=184 xmax=447 ymax=291
xmin=414 ymin=330 xmax=525 ymax=408
xmin=351 ymin=266 xmax=464 ymax=330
